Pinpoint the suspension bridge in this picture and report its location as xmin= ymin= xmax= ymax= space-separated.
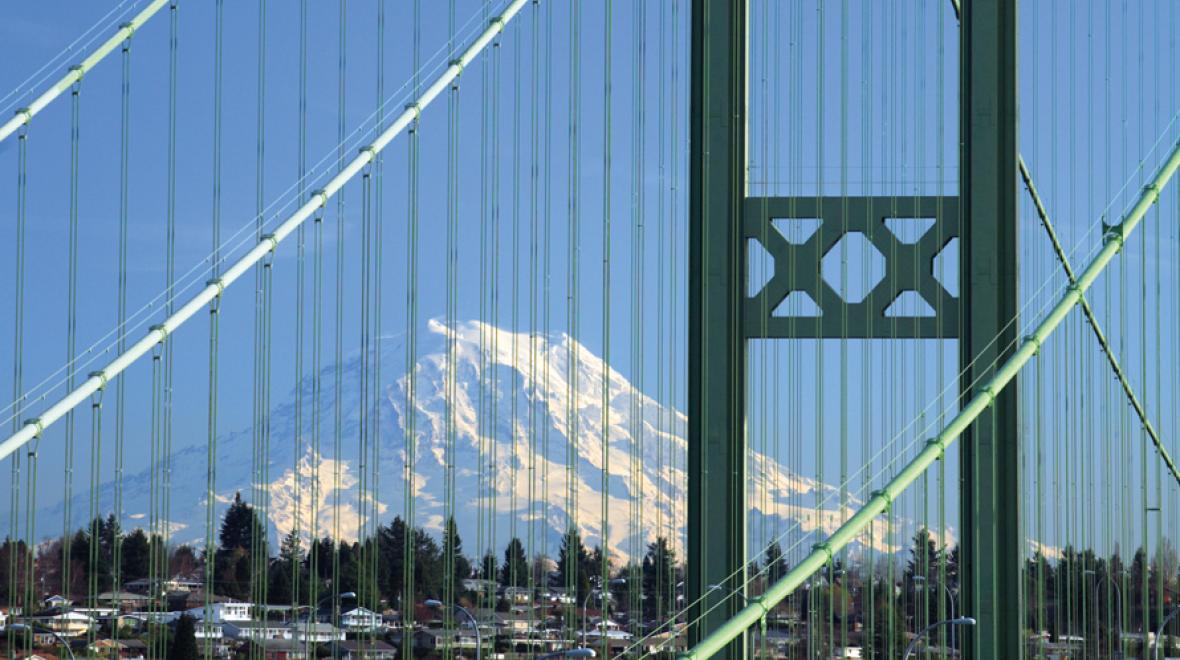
xmin=1 ymin=1 xmax=1179 ymax=658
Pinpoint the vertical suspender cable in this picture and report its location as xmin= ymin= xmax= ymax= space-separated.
xmin=510 ymin=0 xmax=522 ymax=599
xmin=403 ymin=0 xmax=421 ymax=641
xmin=565 ymin=0 xmax=581 ymax=637
xmin=62 ymin=61 xmax=82 ymax=606
xmin=255 ymin=0 xmax=272 ymax=622
xmin=542 ymin=0 xmax=554 ymax=619
xmin=163 ymin=2 xmax=178 ymax=614
xmin=370 ymin=0 xmax=386 ymax=623
xmin=628 ymin=0 xmax=645 ymax=639
xmin=303 ymin=0 xmax=322 ymax=640
xmin=599 ymin=5 xmax=613 ymax=653
xmin=333 ymin=0 xmax=347 ymax=628
xmin=10 ymin=94 xmax=30 ymax=660
xmin=444 ymin=0 xmax=460 ymax=646
xmin=527 ymin=0 xmax=540 ymax=641
xmin=204 ymin=0 xmax=224 ymax=647
xmin=112 ymin=28 xmax=132 ymax=634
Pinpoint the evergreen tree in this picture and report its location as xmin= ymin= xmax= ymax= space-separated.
xmin=442 ymin=516 xmax=471 ymax=592
xmin=214 ymin=493 xmax=269 ymax=600
xmin=481 ymin=551 xmax=499 ymax=582
xmin=411 ymin=528 xmax=444 ymax=600
xmin=558 ymin=528 xmax=592 ymax=602
xmin=641 ymin=537 xmax=679 ymax=620
xmin=765 ymin=541 xmax=788 ymax=584
xmin=168 ymin=614 xmax=199 ymax=660
xmin=377 ymin=519 xmax=406 ymax=605
xmin=121 ymin=529 xmax=151 ymax=583
xmin=501 ymin=538 xmax=529 ymax=588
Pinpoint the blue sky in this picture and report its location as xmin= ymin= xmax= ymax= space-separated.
xmin=1 ymin=0 xmax=1179 ymax=565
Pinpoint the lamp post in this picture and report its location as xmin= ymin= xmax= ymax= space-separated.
xmin=581 ymin=578 xmax=626 ymax=644
xmin=426 ymin=599 xmax=481 ymax=660
xmin=901 ymin=617 xmax=976 ymax=660
xmin=913 ymin=575 xmax=957 ymax=654
xmin=1083 ymin=569 xmax=1123 ymax=655
xmin=8 ymin=623 xmax=77 ymax=660
xmin=1154 ymin=607 xmax=1180 ymax=660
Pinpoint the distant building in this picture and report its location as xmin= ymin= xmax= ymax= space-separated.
xmin=41 ymin=595 xmax=70 ymax=609
xmin=37 ymin=610 xmax=95 ymax=637
xmin=289 ymin=622 xmax=345 ymax=643
xmin=340 ymin=606 xmax=383 ymax=632
xmin=223 ymin=620 xmax=292 ymax=641
xmin=184 ymin=601 xmax=252 ymax=623
xmin=329 ymin=639 xmax=399 ymax=659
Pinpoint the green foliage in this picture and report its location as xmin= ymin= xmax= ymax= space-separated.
xmin=558 ymin=528 xmax=592 ymax=602
xmin=501 ymin=537 xmax=529 ymax=588
xmin=764 ymin=541 xmax=788 ymax=585
xmin=443 ymin=516 xmax=472 ymax=592
xmin=168 ymin=614 xmax=199 ymax=660
xmin=121 ymin=529 xmax=151 ymax=584
xmin=641 ymin=536 xmax=680 ymax=620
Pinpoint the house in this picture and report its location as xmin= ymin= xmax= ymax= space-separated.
xmin=248 ymin=639 xmax=310 ymax=660
xmin=89 ymin=638 xmax=150 ymax=659
xmin=340 ymin=606 xmax=383 ymax=632
xmin=223 ymin=620 xmax=293 ymax=640
xmin=289 ymin=621 xmax=345 ymax=643
xmin=503 ymin=587 xmax=532 ymax=605
xmin=184 ymin=601 xmax=252 ymax=623
xmin=41 ymin=595 xmax=71 ymax=609
xmin=414 ymin=628 xmax=488 ymax=654
xmin=329 ymin=639 xmax=399 ymax=659
xmin=95 ymin=591 xmax=151 ymax=612
xmin=39 ymin=610 xmax=95 ymax=637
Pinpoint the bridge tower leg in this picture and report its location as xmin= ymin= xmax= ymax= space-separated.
xmin=687 ymin=0 xmax=747 ymax=658
xmin=960 ymin=0 xmax=1022 ymax=657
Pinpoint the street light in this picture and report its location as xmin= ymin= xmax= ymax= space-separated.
xmin=582 ymin=578 xmax=626 ymax=642
xmin=913 ymin=575 xmax=957 ymax=654
xmin=426 ymin=599 xmax=481 ymax=660
xmin=901 ymin=616 xmax=976 ymax=660
xmin=1083 ymin=569 xmax=1123 ymax=655
xmin=7 ymin=622 xmax=77 ymax=660
xmin=1154 ymin=607 xmax=1180 ymax=660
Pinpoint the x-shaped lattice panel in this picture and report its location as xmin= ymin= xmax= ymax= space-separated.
xmin=744 ymin=196 xmax=960 ymax=339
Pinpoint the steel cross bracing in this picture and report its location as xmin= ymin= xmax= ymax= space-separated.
xmin=680 ymin=125 xmax=1180 ymax=660
xmin=0 ymin=0 xmax=535 ymax=462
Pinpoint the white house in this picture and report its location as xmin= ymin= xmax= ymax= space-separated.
xmin=223 ymin=620 xmax=292 ymax=640
xmin=340 ymin=606 xmax=383 ymax=632
xmin=184 ymin=601 xmax=251 ymax=623
xmin=40 ymin=610 xmax=95 ymax=637
xmin=290 ymin=621 xmax=345 ymax=643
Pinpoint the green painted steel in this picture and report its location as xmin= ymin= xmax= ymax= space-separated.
xmin=742 ymin=195 xmax=960 ymax=339
xmin=687 ymin=0 xmax=746 ymax=657
xmin=676 ymin=119 xmax=1180 ymax=660
xmin=0 ymin=0 xmax=170 ymax=144
xmin=0 ymin=0 xmax=535 ymax=463
xmin=959 ymin=1 xmax=1021 ymax=657
xmin=1019 ymin=156 xmax=1180 ymax=487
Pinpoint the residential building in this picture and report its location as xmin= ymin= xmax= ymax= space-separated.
xmin=38 ymin=610 xmax=95 ymax=637
xmin=41 ymin=595 xmax=70 ymax=609
xmin=329 ymin=640 xmax=399 ymax=659
xmin=249 ymin=639 xmax=310 ymax=660
xmin=340 ymin=606 xmax=383 ymax=632
xmin=223 ymin=620 xmax=293 ymax=641
xmin=289 ymin=621 xmax=345 ymax=643
xmin=184 ymin=601 xmax=252 ymax=623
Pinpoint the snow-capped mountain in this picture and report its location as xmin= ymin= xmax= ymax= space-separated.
xmin=24 ymin=319 xmax=942 ymax=566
